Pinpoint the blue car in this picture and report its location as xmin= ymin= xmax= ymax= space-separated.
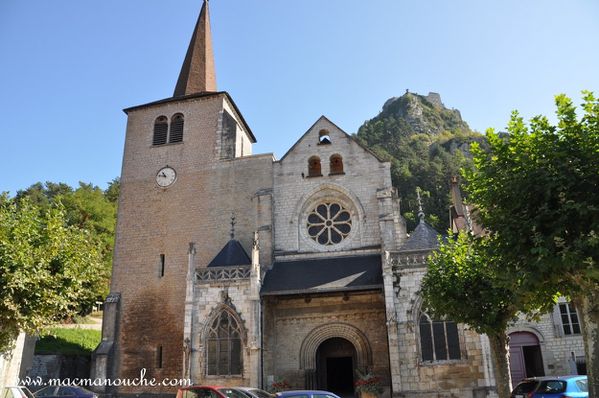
xmin=275 ymin=391 xmax=341 ymax=398
xmin=511 ymin=375 xmax=588 ymax=398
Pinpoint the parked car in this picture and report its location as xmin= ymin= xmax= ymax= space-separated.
xmin=224 ymin=388 xmax=274 ymax=398
xmin=177 ymin=386 xmax=258 ymax=398
xmin=2 ymin=387 xmax=35 ymax=398
xmin=511 ymin=375 xmax=588 ymax=398
xmin=33 ymin=387 xmax=96 ymax=398
xmin=275 ymin=391 xmax=341 ymax=398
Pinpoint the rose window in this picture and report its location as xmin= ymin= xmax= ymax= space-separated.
xmin=307 ymin=203 xmax=352 ymax=245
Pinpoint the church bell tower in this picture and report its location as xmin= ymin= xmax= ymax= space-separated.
xmin=94 ymin=1 xmax=274 ymax=394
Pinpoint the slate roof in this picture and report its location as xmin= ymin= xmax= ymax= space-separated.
xmin=207 ymin=239 xmax=251 ymax=267
xmin=400 ymin=219 xmax=440 ymax=251
xmin=261 ymin=255 xmax=383 ymax=296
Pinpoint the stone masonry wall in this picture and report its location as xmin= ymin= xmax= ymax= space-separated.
xmin=388 ymin=253 xmax=494 ymax=398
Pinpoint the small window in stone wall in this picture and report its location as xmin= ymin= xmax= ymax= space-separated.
xmin=308 ymin=156 xmax=322 ymax=177
xmin=206 ymin=310 xmax=243 ymax=376
xmin=153 ymin=116 xmax=168 ymax=145
xmin=159 ymin=254 xmax=165 ymax=278
xmin=156 ymin=345 xmax=163 ymax=368
xmin=169 ymin=113 xmax=184 ymax=143
xmin=329 ymin=154 xmax=344 ymax=175
xmin=319 ymin=129 xmax=331 ymax=144
xmin=419 ymin=313 xmax=461 ymax=362
xmin=559 ymin=302 xmax=581 ymax=335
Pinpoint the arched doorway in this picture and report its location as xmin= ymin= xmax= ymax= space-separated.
xmin=316 ymin=338 xmax=356 ymax=396
xmin=509 ymin=332 xmax=545 ymax=383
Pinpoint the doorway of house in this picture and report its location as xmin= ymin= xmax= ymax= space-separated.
xmin=509 ymin=332 xmax=545 ymax=383
xmin=316 ymin=337 xmax=356 ymax=397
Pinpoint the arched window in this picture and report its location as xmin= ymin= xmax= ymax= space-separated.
xmin=329 ymin=154 xmax=344 ymax=175
xmin=153 ymin=116 xmax=168 ymax=145
xmin=169 ymin=113 xmax=184 ymax=143
xmin=419 ymin=313 xmax=461 ymax=361
xmin=319 ymin=129 xmax=331 ymax=144
xmin=206 ymin=310 xmax=243 ymax=375
xmin=308 ymin=156 xmax=322 ymax=177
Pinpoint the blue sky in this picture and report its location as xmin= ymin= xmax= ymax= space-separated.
xmin=1 ymin=0 xmax=598 ymax=195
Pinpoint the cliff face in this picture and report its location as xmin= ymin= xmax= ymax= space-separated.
xmin=379 ymin=92 xmax=471 ymax=136
xmin=356 ymin=92 xmax=485 ymax=231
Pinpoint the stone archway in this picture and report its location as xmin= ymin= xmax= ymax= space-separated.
xmin=316 ymin=338 xmax=356 ymax=395
xmin=300 ymin=323 xmax=372 ymax=389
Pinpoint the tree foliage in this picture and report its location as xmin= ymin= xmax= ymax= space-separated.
xmin=0 ymin=196 xmax=106 ymax=353
xmin=14 ymin=180 xmax=120 ymax=312
xmin=467 ymin=92 xmax=598 ymax=291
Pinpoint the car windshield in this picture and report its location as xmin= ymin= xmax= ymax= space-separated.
xmin=576 ymin=379 xmax=588 ymax=392
xmin=218 ymin=389 xmax=248 ymax=398
xmin=247 ymin=390 xmax=274 ymax=398
xmin=537 ymin=380 xmax=566 ymax=394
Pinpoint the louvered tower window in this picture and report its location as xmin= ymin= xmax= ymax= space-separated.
xmin=169 ymin=113 xmax=184 ymax=143
xmin=206 ymin=310 xmax=243 ymax=375
xmin=330 ymin=154 xmax=344 ymax=175
xmin=153 ymin=116 xmax=168 ymax=145
xmin=308 ymin=156 xmax=322 ymax=177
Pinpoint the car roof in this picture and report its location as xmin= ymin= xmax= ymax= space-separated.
xmin=520 ymin=375 xmax=587 ymax=382
xmin=277 ymin=391 xmax=336 ymax=395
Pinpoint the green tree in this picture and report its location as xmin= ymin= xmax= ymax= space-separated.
xmin=421 ymin=232 xmax=552 ymax=398
xmin=0 ymin=196 xmax=105 ymax=353
xmin=465 ymin=92 xmax=599 ymax=396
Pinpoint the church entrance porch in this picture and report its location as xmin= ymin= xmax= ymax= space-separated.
xmin=316 ymin=338 xmax=356 ymax=396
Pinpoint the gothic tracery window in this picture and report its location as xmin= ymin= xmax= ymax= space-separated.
xmin=419 ymin=313 xmax=461 ymax=362
xmin=307 ymin=202 xmax=352 ymax=245
xmin=206 ymin=310 xmax=243 ymax=375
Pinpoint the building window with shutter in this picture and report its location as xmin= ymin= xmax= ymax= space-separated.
xmin=329 ymin=154 xmax=344 ymax=175
xmin=419 ymin=313 xmax=461 ymax=362
xmin=308 ymin=156 xmax=322 ymax=177
xmin=153 ymin=116 xmax=168 ymax=145
xmin=206 ymin=310 xmax=243 ymax=376
xmin=169 ymin=113 xmax=184 ymax=143
xmin=559 ymin=302 xmax=581 ymax=335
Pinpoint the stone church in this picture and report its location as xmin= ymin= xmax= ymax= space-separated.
xmin=94 ymin=2 xmax=499 ymax=397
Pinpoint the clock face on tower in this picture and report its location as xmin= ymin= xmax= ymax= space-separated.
xmin=156 ymin=166 xmax=177 ymax=187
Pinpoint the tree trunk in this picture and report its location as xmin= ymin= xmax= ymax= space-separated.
xmin=487 ymin=332 xmax=513 ymax=398
xmin=575 ymin=289 xmax=599 ymax=398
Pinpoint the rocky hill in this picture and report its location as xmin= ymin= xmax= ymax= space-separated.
xmin=355 ymin=91 xmax=486 ymax=232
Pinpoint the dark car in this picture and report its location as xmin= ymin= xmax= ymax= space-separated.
xmin=275 ymin=390 xmax=341 ymax=398
xmin=511 ymin=375 xmax=588 ymax=398
xmin=33 ymin=387 xmax=96 ymax=398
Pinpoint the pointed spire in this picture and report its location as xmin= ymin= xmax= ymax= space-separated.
xmin=174 ymin=0 xmax=217 ymax=97
xmin=416 ymin=187 xmax=425 ymax=222
xmin=230 ymin=213 xmax=236 ymax=240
